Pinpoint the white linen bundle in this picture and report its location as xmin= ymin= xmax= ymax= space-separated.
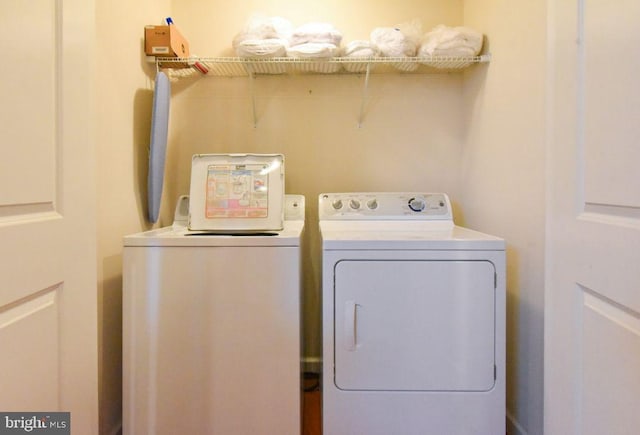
xmin=232 ymin=16 xmax=293 ymax=58
xmin=370 ymin=20 xmax=422 ymax=71
xmin=370 ymin=27 xmax=419 ymax=57
xmin=286 ymin=42 xmax=340 ymax=58
xmin=286 ymin=22 xmax=342 ymax=58
xmin=288 ymin=22 xmax=343 ymax=47
xmin=343 ymin=40 xmax=378 ymax=58
xmin=342 ymin=40 xmax=379 ymax=72
xmin=286 ymin=22 xmax=343 ymax=72
xmin=418 ymin=25 xmax=483 ymax=57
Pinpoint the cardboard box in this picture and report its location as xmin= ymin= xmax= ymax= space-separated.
xmin=145 ymin=25 xmax=190 ymax=59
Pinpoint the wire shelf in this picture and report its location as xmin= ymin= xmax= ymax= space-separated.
xmin=156 ymin=55 xmax=491 ymax=79
xmin=153 ymin=54 xmax=491 ymax=127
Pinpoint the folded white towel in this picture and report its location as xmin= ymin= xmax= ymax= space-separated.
xmin=343 ymin=40 xmax=378 ymax=58
xmin=286 ymin=42 xmax=339 ymax=58
xmin=419 ymin=25 xmax=483 ymax=57
xmin=233 ymin=16 xmax=293 ymax=57
xmin=370 ymin=27 xmax=419 ymax=57
xmin=342 ymin=40 xmax=379 ymax=72
xmin=289 ymin=22 xmax=343 ymax=47
xmin=234 ymin=38 xmax=288 ymax=57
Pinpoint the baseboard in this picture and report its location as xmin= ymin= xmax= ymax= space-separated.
xmin=302 ymin=356 xmax=322 ymax=374
xmin=506 ymin=410 xmax=528 ymax=435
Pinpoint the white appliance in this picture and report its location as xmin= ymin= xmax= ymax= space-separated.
xmin=319 ymin=192 xmax=505 ymax=435
xmin=123 ymin=195 xmax=304 ymax=435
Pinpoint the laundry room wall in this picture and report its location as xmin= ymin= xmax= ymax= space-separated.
xmin=95 ymin=0 xmax=169 ymax=434
xmin=461 ymin=1 xmax=546 ymax=434
xmin=163 ymin=0 xmax=468 ymax=372
xmin=94 ymin=1 xmax=547 ymax=435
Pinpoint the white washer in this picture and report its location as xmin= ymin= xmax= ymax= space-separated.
xmin=319 ymin=192 xmax=505 ymax=435
xmin=123 ymin=195 xmax=305 ymax=435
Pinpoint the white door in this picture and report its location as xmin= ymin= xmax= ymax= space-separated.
xmin=0 ymin=0 xmax=97 ymax=432
xmin=545 ymin=1 xmax=640 ymax=434
xmin=334 ymin=260 xmax=496 ymax=391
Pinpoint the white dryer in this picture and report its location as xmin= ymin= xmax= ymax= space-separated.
xmin=319 ymin=192 xmax=505 ymax=435
xmin=123 ymin=195 xmax=305 ymax=435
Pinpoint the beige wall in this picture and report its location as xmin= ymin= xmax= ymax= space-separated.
xmin=95 ymin=0 xmax=169 ymax=434
xmin=172 ymin=0 xmax=463 ymax=56
xmin=463 ymin=1 xmax=546 ymax=434
xmin=94 ymin=1 xmax=547 ymax=434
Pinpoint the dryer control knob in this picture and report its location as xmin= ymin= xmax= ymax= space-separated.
xmin=408 ymin=197 xmax=426 ymax=212
xmin=332 ymin=199 xmax=343 ymax=210
xmin=367 ymin=199 xmax=378 ymax=210
xmin=349 ymin=199 xmax=361 ymax=210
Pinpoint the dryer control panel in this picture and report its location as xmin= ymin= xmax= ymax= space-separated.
xmin=319 ymin=192 xmax=453 ymax=220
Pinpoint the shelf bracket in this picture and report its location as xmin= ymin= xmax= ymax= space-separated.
xmin=357 ymin=63 xmax=372 ymax=128
xmin=247 ymin=69 xmax=258 ymax=128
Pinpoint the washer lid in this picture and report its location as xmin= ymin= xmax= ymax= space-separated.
xmin=124 ymin=220 xmax=303 ymax=247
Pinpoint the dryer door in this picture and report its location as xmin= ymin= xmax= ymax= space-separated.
xmin=334 ymin=259 xmax=496 ymax=391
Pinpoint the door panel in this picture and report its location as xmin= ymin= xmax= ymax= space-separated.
xmin=0 ymin=0 xmax=97 ymax=431
xmin=0 ymin=1 xmax=63 ymax=412
xmin=546 ymin=0 xmax=640 ymax=433
xmin=0 ymin=0 xmax=63 ymax=309
xmin=583 ymin=0 xmax=640 ymax=209
xmin=0 ymin=0 xmax=57 ymax=207
xmin=581 ymin=290 xmax=640 ymax=435
xmin=0 ymin=290 xmax=59 ymax=410
xmin=334 ymin=260 xmax=495 ymax=391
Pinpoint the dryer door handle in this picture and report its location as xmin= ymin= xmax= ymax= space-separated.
xmin=344 ymin=300 xmax=358 ymax=351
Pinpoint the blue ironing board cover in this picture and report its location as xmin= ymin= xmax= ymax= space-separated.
xmin=147 ymin=71 xmax=170 ymax=223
